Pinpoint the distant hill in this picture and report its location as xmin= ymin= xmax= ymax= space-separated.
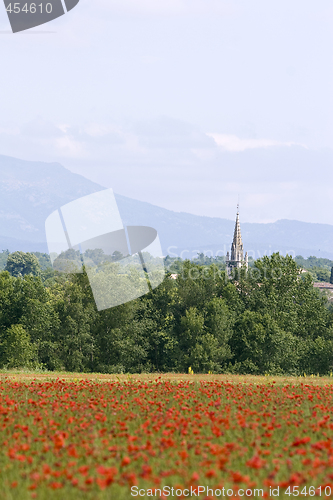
xmin=0 ymin=154 xmax=332 ymax=259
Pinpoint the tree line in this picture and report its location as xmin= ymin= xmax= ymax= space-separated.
xmin=0 ymin=251 xmax=333 ymax=375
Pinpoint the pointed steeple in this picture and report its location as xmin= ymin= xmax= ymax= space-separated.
xmin=226 ymin=204 xmax=248 ymax=276
xmin=230 ymin=205 xmax=244 ymax=264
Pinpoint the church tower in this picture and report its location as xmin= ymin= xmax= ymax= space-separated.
xmin=226 ymin=205 xmax=248 ymax=275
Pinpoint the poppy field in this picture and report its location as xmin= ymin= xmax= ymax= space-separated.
xmin=1 ymin=374 xmax=333 ymax=499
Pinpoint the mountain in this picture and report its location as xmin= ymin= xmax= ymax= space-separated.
xmin=0 ymin=154 xmax=332 ymax=260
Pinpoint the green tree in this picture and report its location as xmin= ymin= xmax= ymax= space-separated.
xmin=133 ymin=277 xmax=178 ymax=372
xmin=0 ymin=272 xmax=61 ymax=370
xmin=298 ymin=335 xmax=333 ymax=375
xmin=176 ymin=261 xmax=228 ymax=312
xmin=2 ymin=324 xmax=39 ymax=369
xmin=52 ymin=249 xmax=82 ymax=273
xmin=32 ymin=252 xmax=52 ymax=270
xmin=54 ymin=271 xmax=97 ymax=372
xmin=93 ymin=297 xmax=149 ymax=374
xmin=188 ymin=333 xmax=225 ymax=373
xmin=237 ymin=253 xmax=329 ymax=339
xmin=0 ymin=250 xmax=10 ymax=270
xmin=330 ymin=267 xmax=333 ymax=285
xmin=230 ymin=310 xmax=298 ymax=375
xmin=19 ymin=282 xmax=61 ymax=370
xmin=311 ymin=267 xmax=330 ymax=282
xmin=0 ymin=271 xmax=16 ymax=340
xmin=179 ymin=307 xmax=205 ymax=371
xmin=5 ymin=251 xmax=41 ymax=277
xmin=204 ymin=297 xmax=233 ymax=362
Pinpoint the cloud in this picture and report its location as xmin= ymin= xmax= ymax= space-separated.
xmin=0 ymin=117 xmax=314 ymax=168
xmin=0 ymin=115 xmax=332 ymax=226
xmin=54 ymin=136 xmax=85 ymax=158
xmin=20 ymin=118 xmax=63 ymax=139
xmin=133 ymin=116 xmax=216 ymax=149
xmin=208 ymin=133 xmax=308 ymax=152
xmin=0 ymin=118 xmax=129 ymax=160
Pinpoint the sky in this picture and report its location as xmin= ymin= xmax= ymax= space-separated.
xmin=0 ymin=0 xmax=333 ymax=224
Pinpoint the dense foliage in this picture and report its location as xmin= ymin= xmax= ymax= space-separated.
xmin=0 ymin=252 xmax=332 ymax=375
xmin=295 ymin=255 xmax=333 ymax=283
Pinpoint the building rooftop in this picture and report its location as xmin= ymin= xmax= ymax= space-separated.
xmin=313 ymin=282 xmax=333 ymax=289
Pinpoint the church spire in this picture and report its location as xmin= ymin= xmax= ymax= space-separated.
xmin=226 ymin=205 xmax=248 ymax=275
xmin=230 ymin=206 xmax=244 ymax=263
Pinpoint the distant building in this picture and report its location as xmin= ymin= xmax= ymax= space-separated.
xmin=226 ymin=206 xmax=248 ymax=276
xmin=313 ymin=282 xmax=333 ymax=302
xmin=313 ymin=282 xmax=333 ymax=290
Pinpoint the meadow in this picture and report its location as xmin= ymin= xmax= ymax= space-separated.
xmin=1 ymin=372 xmax=333 ymax=499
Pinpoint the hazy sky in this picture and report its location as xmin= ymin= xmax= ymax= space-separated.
xmin=1 ymin=0 xmax=333 ymax=224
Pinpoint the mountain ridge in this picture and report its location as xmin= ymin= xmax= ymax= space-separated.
xmin=0 ymin=154 xmax=332 ymax=259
